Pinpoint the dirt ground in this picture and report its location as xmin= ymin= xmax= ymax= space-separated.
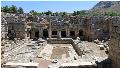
xmin=50 ymin=45 xmax=69 ymax=59
xmin=34 ymin=58 xmax=52 ymax=68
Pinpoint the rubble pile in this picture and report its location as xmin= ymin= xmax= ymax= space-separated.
xmin=1 ymin=38 xmax=46 ymax=68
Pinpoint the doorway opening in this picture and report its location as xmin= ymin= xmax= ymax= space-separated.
xmin=70 ymin=31 xmax=75 ymax=37
xmin=35 ymin=31 xmax=39 ymax=38
xmin=61 ymin=31 xmax=66 ymax=37
xmin=43 ymin=29 xmax=48 ymax=38
xmin=52 ymin=31 xmax=57 ymax=35
xmin=79 ymin=30 xmax=84 ymax=40
xmin=79 ymin=30 xmax=83 ymax=36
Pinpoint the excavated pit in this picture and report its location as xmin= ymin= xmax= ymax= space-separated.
xmin=38 ymin=38 xmax=79 ymax=60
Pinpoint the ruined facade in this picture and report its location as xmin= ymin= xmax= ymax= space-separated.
xmin=1 ymin=12 xmax=120 ymax=68
xmin=1 ymin=12 xmax=112 ymax=41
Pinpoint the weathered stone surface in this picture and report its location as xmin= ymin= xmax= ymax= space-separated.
xmin=2 ymin=12 xmax=119 ymax=41
xmin=1 ymin=12 xmax=120 ymax=68
xmin=109 ymin=17 xmax=120 ymax=68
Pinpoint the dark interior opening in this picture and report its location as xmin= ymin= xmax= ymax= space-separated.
xmin=29 ymin=31 xmax=31 ymax=38
xmin=52 ymin=31 xmax=57 ymax=35
xmin=79 ymin=30 xmax=84 ymax=40
xmin=43 ymin=29 xmax=48 ymax=38
xmin=79 ymin=30 xmax=83 ymax=36
xmin=35 ymin=31 xmax=39 ymax=38
xmin=61 ymin=31 xmax=66 ymax=37
xmin=70 ymin=31 xmax=75 ymax=36
xmin=8 ymin=30 xmax=11 ymax=33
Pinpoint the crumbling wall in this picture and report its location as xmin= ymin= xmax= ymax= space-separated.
xmin=109 ymin=16 xmax=120 ymax=68
xmin=1 ymin=16 xmax=8 ymax=39
xmin=1 ymin=12 xmax=116 ymax=41
xmin=1 ymin=12 xmax=27 ymax=40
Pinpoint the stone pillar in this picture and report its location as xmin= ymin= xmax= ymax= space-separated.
xmin=25 ymin=32 xmax=28 ymax=39
xmin=24 ymin=28 xmax=28 ymax=39
xmin=58 ymin=30 xmax=61 ymax=38
xmin=49 ymin=29 xmax=51 ymax=38
xmin=39 ymin=27 xmax=43 ymax=38
xmin=31 ymin=29 xmax=35 ymax=39
xmin=75 ymin=29 xmax=79 ymax=37
xmin=49 ymin=21 xmax=52 ymax=38
xmin=66 ymin=28 xmax=70 ymax=37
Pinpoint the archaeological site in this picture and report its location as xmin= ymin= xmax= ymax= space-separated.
xmin=1 ymin=1 xmax=120 ymax=68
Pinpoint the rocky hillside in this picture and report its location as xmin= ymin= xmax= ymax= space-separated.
xmin=90 ymin=1 xmax=120 ymax=15
xmin=92 ymin=1 xmax=120 ymax=10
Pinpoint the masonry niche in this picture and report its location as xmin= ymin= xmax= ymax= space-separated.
xmin=43 ymin=29 xmax=48 ymax=38
xmin=61 ymin=31 xmax=66 ymax=37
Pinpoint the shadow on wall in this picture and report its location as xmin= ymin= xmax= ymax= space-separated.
xmin=95 ymin=58 xmax=112 ymax=68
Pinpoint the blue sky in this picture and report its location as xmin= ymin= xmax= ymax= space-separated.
xmin=1 ymin=1 xmax=99 ymax=13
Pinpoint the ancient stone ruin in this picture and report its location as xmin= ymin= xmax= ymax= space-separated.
xmin=1 ymin=12 xmax=111 ymax=41
xmin=1 ymin=12 xmax=120 ymax=68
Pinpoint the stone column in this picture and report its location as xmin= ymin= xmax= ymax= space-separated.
xmin=39 ymin=27 xmax=43 ymax=38
xmin=25 ymin=32 xmax=28 ymax=39
xmin=58 ymin=30 xmax=61 ymax=38
xmin=66 ymin=28 xmax=70 ymax=37
xmin=49 ymin=21 xmax=52 ymax=38
xmin=49 ymin=29 xmax=52 ymax=38
xmin=75 ymin=29 xmax=79 ymax=37
xmin=31 ymin=29 xmax=35 ymax=39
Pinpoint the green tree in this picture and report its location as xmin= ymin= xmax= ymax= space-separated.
xmin=79 ymin=10 xmax=87 ymax=16
xmin=77 ymin=11 xmax=80 ymax=15
xmin=105 ymin=11 xmax=118 ymax=16
xmin=73 ymin=11 xmax=77 ymax=16
xmin=1 ymin=5 xmax=9 ymax=12
xmin=17 ymin=7 xmax=24 ymax=14
xmin=55 ymin=12 xmax=59 ymax=16
xmin=37 ymin=12 xmax=42 ymax=16
xmin=62 ymin=12 xmax=67 ymax=16
xmin=59 ymin=12 xmax=63 ymax=16
xmin=30 ymin=10 xmax=38 ymax=15
xmin=9 ymin=5 xmax=17 ymax=13
xmin=45 ymin=10 xmax=52 ymax=15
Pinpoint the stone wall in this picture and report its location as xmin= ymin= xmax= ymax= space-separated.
xmin=26 ymin=16 xmax=114 ymax=41
xmin=1 ymin=12 xmax=119 ymax=42
xmin=47 ymin=38 xmax=83 ymax=56
xmin=108 ymin=16 xmax=120 ymax=68
xmin=1 ymin=16 xmax=8 ymax=39
xmin=1 ymin=12 xmax=27 ymax=40
xmin=47 ymin=38 xmax=73 ymax=44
